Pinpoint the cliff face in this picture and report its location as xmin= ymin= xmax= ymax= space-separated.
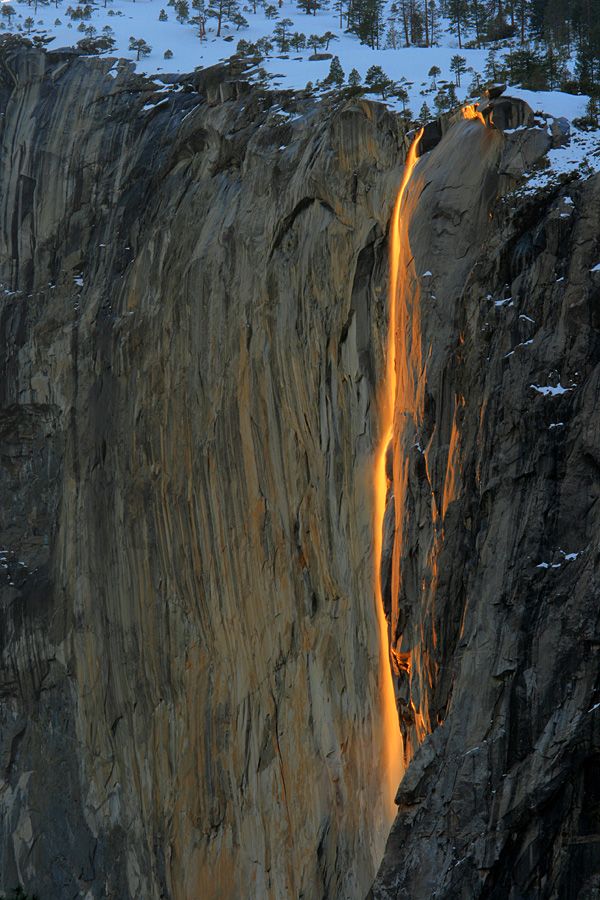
xmin=0 ymin=42 xmax=404 ymax=899
xmin=1 ymin=39 xmax=599 ymax=900
xmin=374 ymin=105 xmax=600 ymax=899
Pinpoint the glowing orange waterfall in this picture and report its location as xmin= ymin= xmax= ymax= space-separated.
xmin=373 ymin=129 xmax=424 ymax=822
xmin=461 ymin=103 xmax=486 ymax=125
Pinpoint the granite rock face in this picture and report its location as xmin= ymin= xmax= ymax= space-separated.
xmin=1 ymin=38 xmax=599 ymax=900
xmin=0 ymin=42 xmax=406 ymax=899
xmin=374 ymin=101 xmax=600 ymax=900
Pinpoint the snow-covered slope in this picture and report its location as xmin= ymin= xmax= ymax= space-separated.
xmin=1 ymin=0 xmax=598 ymax=186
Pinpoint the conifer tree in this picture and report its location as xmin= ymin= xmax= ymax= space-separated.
xmin=174 ymin=0 xmax=189 ymax=21
xmin=208 ymin=0 xmax=228 ymax=36
xmin=447 ymin=0 xmax=467 ymax=48
xmin=468 ymin=69 xmax=482 ymax=96
xmin=385 ymin=21 xmax=400 ymax=48
xmin=428 ymin=64 xmax=440 ymax=88
xmin=1 ymin=4 xmax=16 ymax=25
xmin=327 ymin=55 xmax=345 ymax=85
xmin=347 ymin=0 xmax=385 ymax=48
xmin=289 ymin=31 xmax=306 ymax=50
xmin=484 ymin=49 xmax=499 ymax=82
xmin=470 ymin=0 xmax=483 ymax=46
xmin=332 ymin=0 xmax=346 ymax=28
xmin=191 ymin=0 xmax=207 ymax=39
xmin=587 ymin=96 xmax=599 ymax=127
xmin=322 ymin=30 xmax=337 ymax=49
xmin=129 ymin=36 xmax=152 ymax=59
xmin=451 ymin=54 xmax=467 ymax=86
xmin=394 ymin=84 xmax=409 ymax=110
xmin=273 ymin=17 xmax=293 ymax=50
xmin=446 ymin=82 xmax=458 ymax=107
xmin=434 ymin=87 xmax=449 ymax=113
xmin=418 ymin=99 xmax=431 ymax=123
xmin=365 ymin=64 xmax=394 ymax=97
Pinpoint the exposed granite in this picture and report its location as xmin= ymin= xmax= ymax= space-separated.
xmin=0 ymin=41 xmax=406 ymax=899
xmin=374 ymin=94 xmax=600 ymax=900
xmin=1 ymin=36 xmax=599 ymax=900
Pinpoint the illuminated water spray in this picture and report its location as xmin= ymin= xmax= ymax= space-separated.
xmin=373 ymin=128 xmax=423 ymax=822
xmin=374 ymin=106 xmax=486 ymax=819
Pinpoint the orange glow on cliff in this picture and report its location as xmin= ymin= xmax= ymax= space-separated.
xmin=373 ymin=129 xmax=424 ymax=822
xmin=461 ymin=103 xmax=486 ymax=126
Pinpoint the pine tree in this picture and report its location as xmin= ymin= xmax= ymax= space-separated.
xmin=236 ymin=37 xmax=257 ymax=54
xmin=418 ymin=100 xmax=431 ymax=123
xmin=347 ymin=0 xmax=385 ymax=48
xmin=394 ymin=84 xmax=409 ymax=109
xmin=174 ymin=0 xmax=189 ymax=21
xmin=470 ymin=0 xmax=483 ymax=46
xmin=385 ymin=22 xmax=399 ymax=49
xmin=447 ymin=0 xmax=467 ymax=48
xmin=327 ymin=55 xmax=345 ymax=85
xmin=451 ymin=54 xmax=467 ymax=86
xmin=296 ymin=0 xmax=321 ymax=14
xmin=434 ymin=88 xmax=450 ymax=113
xmin=446 ymin=82 xmax=458 ymax=107
xmin=255 ymin=35 xmax=273 ymax=54
xmin=1 ymin=4 xmax=16 ymax=25
xmin=332 ymin=0 xmax=346 ymax=28
xmin=484 ymin=49 xmax=499 ymax=83
xmin=289 ymin=32 xmax=306 ymax=50
xmin=515 ymin=0 xmax=529 ymax=43
xmin=273 ymin=17 xmax=293 ymax=50
xmin=208 ymin=0 xmax=227 ymax=35
xmin=191 ymin=0 xmax=207 ymax=40
xmin=158 ymin=8 xmax=168 ymax=20
xmin=365 ymin=64 xmax=394 ymax=98
xmin=129 ymin=36 xmax=152 ymax=59
xmin=428 ymin=64 xmax=440 ymax=88
xmin=428 ymin=0 xmax=436 ymax=43
xmin=468 ymin=69 xmax=482 ymax=96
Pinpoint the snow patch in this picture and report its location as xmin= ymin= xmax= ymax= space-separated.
xmin=530 ymin=383 xmax=573 ymax=396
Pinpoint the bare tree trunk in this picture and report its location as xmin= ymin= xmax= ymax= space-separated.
xmin=404 ymin=0 xmax=410 ymax=44
xmin=473 ymin=0 xmax=480 ymax=46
